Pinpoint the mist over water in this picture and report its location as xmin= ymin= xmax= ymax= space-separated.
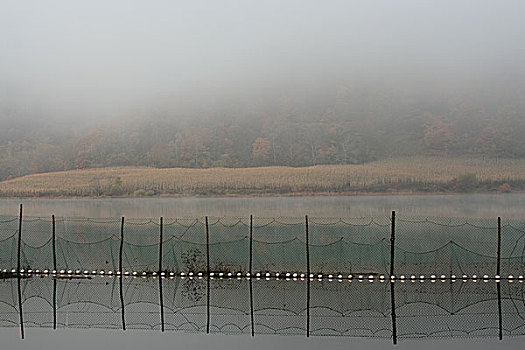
xmin=1 ymin=194 xmax=524 ymax=218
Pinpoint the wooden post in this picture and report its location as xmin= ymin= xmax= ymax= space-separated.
xmin=120 ymin=273 xmax=126 ymax=331
xmin=250 ymin=277 xmax=254 ymax=337
xmin=159 ymin=216 xmax=165 ymax=332
xmin=17 ymin=275 xmax=24 ymax=339
xmin=206 ymin=216 xmax=210 ymax=334
xmin=496 ymin=216 xmax=503 ymax=340
xmin=119 ymin=217 xmax=124 ymax=275
xmin=497 ymin=217 xmax=501 ymax=276
xmin=206 ymin=271 xmax=210 ymax=334
xmin=389 ymin=211 xmax=397 ymax=345
xmin=305 ymin=215 xmax=310 ymax=338
xmin=52 ymin=215 xmax=56 ymax=272
xmin=16 ymin=205 xmax=24 ymax=338
xmin=206 ymin=217 xmax=210 ymax=275
xmin=305 ymin=215 xmax=310 ymax=277
xmin=497 ymin=281 xmax=503 ymax=341
xmin=159 ymin=277 xmax=165 ymax=332
xmin=390 ymin=280 xmax=397 ymax=345
xmin=53 ymin=279 xmax=57 ymax=330
xmin=17 ymin=204 xmax=23 ymax=273
xmin=390 ymin=211 xmax=396 ymax=278
xmin=119 ymin=217 xmax=126 ymax=331
xmin=249 ymin=215 xmax=254 ymax=336
xmin=249 ymin=215 xmax=253 ymax=276
xmin=158 ymin=217 xmax=163 ymax=273
xmin=16 ymin=206 xmax=24 ymax=338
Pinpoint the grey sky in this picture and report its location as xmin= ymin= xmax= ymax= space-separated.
xmin=1 ymin=0 xmax=525 ymax=122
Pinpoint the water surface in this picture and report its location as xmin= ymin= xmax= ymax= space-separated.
xmin=1 ymin=194 xmax=524 ymax=218
xmin=1 ymin=276 xmax=523 ymax=344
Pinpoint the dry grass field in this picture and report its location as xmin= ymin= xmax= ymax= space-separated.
xmin=0 ymin=156 xmax=524 ymax=197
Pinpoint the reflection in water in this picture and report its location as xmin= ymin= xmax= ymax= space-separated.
xmin=1 ymin=276 xmax=525 ymax=344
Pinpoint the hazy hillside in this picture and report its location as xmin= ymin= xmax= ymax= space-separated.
xmin=1 ymin=86 xmax=525 ymax=183
xmin=2 ymin=1 xmax=525 ymax=183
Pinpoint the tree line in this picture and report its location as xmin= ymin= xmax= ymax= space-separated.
xmin=1 ymin=88 xmax=524 ymax=181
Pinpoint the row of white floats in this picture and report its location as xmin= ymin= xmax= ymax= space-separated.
xmin=2 ymin=268 xmax=525 ymax=283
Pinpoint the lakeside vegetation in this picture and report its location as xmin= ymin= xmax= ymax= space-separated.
xmin=0 ymin=156 xmax=522 ymax=198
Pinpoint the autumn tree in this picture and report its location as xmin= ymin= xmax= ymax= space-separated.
xmin=423 ymin=118 xmax=453 ymax=155
xmin=252 ymin=137 xmax=270 ymax=165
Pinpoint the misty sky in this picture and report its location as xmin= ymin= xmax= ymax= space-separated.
xmin=1 ymin=0 xmax=525 ymax=123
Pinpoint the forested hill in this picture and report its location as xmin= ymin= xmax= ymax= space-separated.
xmin=1 ymin=86 xmax=525 ymax=182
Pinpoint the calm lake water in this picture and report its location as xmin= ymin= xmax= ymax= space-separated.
xmin=0 ymin=194 xmax=524 ymax=218
xmin=1 ymin=276 xmax=524 ymax=348
xmin=1 ymin=328 xmax=523 ymax=350
xmin=2 ymin=194 xmax=525 ymax=349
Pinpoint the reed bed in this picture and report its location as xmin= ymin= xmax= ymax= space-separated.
xmin=0 ymin=156 xmax=524 ymax=197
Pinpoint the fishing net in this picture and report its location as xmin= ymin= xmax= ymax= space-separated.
xmin=1 ymin=214 xmax=524 ymax=277
xmin=1 ymin=276 xmax=525 ymax=341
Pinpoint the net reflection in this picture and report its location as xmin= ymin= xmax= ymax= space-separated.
xmin=1 ymin=276 xmax=524 ymax=343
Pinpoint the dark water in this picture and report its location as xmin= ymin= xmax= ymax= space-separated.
xmin=1 ymin=194 xmax=525 ymax=218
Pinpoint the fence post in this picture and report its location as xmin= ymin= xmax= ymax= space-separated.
xmin=390 ymin=281 xmax=397 ymax=345
xmin=16 ymin=203 xmax=24 ymax=338
xmin=17 ymin=204 xmax=23 ymax=273
xmin=119 ymin=216 xmax=126 ymax=331
xmin=206 ymin=216 xmax=210 ymax=275
xmin=249 ymin=214 xmax=255 ymax=337
xmin=305 ymin=215 xmax=310 ymax=338
xmin=16 ymin=202 xmax=24 ymax=339
xmin=119 ymin=217 xmax=124 ymax=275
xmin=158 ymin=216 xmax=165 ymax=332
xmin=17 ymin=275 xmax=24 ymax=339
xmin=53 ymin=279 xmax=57 ymax=330
xmin=249 ymin=215 xmax=253 ymax=275
xmin=390 ymin=211 xmax=396 ymax=277
xmin=250 ymin=276 xmax=254 ymax=337
xmin=389 ymin=211 xmax=398 ymax=344
xmin=159 ymin=276 xmax=165 ymax=332
xmin=158 ymin=217 xmax=163 ymax=273
xmin=497 ymin=217 xmax=501 ymax=277
xmin=52 ymin=215 xmax=56 ymax=272
xmin=497 ymin=216 xmax=503 ymax=341
xmin=205 ymin=216 xmax=210 ymax=334
xmin=52 ymin=214 xmax=57 ymax=332
xmin=497 ymin=281 xmax=503 ymax=340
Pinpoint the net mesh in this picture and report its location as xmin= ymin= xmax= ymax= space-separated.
xmin=1 ymin=276 xmax=525 ymax=340
xmin=55 ymin=217 xmax=120 ymax=272
xmin=2 ymin=212 xmax=525 ymax=342
xmin=395 ymin=216 xmax=498 ymax=276
xmin=253 ymin=217 xmax=305 ymax=273
xmin=309 ymin=217 xmax=390 ymax=275
xmin=0 ymin=214 xmax=524 ymax=276
xmin=0 ymin=215 xmax=18 ymax=269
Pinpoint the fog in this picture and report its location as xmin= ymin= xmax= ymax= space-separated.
xmin=2 ymin=0 xmax=525 ymax=124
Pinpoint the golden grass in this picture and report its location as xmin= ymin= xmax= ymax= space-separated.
xmin=0 ymin=156 xmax=524 ymax=197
